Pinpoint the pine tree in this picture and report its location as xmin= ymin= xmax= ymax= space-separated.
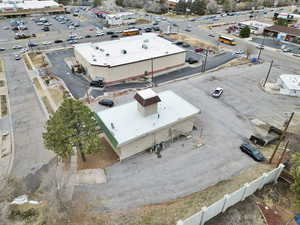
xmin=191 ymin=0 xmax=207 ymax=15
xmin=43 ymin=98 xmax=102 ymax=161
xmin=240 ymin=26 xmax=251 ymax=38
xmin=175 ymin=0 xmax=187 ymax=14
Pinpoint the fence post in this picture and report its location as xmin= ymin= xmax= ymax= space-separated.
xmin=274 ymin=163 xmax=285 ymax=184
xmin=241 ymin=183 xmax=249 ymax=201
xmin=221 ymin=194 xmax=230 ymax=213
xmin=199 ymin=207 xmax=207 ymax=225
xmin=259 ymin=173 xmax=268 ymax=190
xmin=176 ymin=220 xmax=184 ymax=225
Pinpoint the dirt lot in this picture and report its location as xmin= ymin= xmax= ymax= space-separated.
xmin=164 ymin=33 xmax=218 ymax=52
xmin=77 ymin=137 xmax=119 ymax=170
xmin=27 ymin=52 xmax=48 ymax=69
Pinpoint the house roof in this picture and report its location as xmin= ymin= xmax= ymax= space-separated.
xmin=97 ymin=90 xmax=200 ymax=147
xmin=280 ymin=74 xmax=300 ymax=91
xmin=74 ymin=33 xmax=186 ymax=67
xmin=264 ymin=25 xmax=300 ymax=37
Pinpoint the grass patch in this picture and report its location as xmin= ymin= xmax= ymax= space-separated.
xmin=0 ymin=80 xmax=5 ymax=87
xmin=136 ymin=18 xmax=151 ymax=24
xmin=48 ymin=88 xmax=64 ymax=106
xmin=23 ymin=55 xmax=33 ymax=70
xmin=1 ymin=94 xmax=8 ymax=116
xmin=42 ymin=96 xmax=54 ymax=115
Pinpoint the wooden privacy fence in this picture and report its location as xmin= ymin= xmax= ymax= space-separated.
xmin=177 ymin=164 xmax=285 ymax=225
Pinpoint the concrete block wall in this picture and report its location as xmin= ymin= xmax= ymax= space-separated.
xmin=177 ymin=164 xmax=285 ymax=225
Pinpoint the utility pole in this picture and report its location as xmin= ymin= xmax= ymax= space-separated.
xmin=257 ymin=35 xmax=266 ymax=61
xmin=151 ymin=57 xmax=154 ymax=87
xmin=269 ymin=112 xmax=295 ymax=164
xmin=263 ymin=60 xmax=273 ymax=87
xmin=276 ymin=140 xmax=289 ymax=167
xmin=202 ymin=50 xmax=208 ymax=72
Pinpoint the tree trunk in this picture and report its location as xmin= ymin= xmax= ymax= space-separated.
xmin=80 ymin=150 xmax=86 ymax=162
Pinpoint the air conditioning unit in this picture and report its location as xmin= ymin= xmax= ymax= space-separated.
xmin=121 ymin=49 xmax=127 ymax=54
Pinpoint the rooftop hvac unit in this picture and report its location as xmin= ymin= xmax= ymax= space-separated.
xmin=121 ymin=49 xmax=127 ymax=54
xmin=142 ymin=44 xmax=148 ymax=49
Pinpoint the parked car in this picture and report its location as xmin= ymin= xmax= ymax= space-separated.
xmin=240 ymin=143 xmax=266 ymax=162
xmin=256 ymin=44 xmax=264 ymax=49
xmin=54 ymin=39 xmax=63 ymax=43
xmin=185 ymin=28 xmax=191 ymax=32
xmin=111 ymin=34 xmax=119 ymax=38
xmin=13 ymin=45 xmax=22 ymax=49
xmin=182 ymin=43 xmax=191 ymax=48
xmin=42 ymin=41 xmax=52 ymax=45
xmin=28 ymin=42 xmax=38 ymax=47
xmin=153 ymin=26 xmax=160 ymax=31
xmin=185 ymin=57 xmax=198 ymax=64
xmin=153 ymin=22 xmax=159 ymax=26
xmin=96 ymin=32 xmax=104 ymax=36
xmin=106 ymin=31 xmax=114 ymax=35
xmin=98 ymin=99 xmax=114 ymax=107
xmin=195 ymin=48 xmax=204 ymax=53
xmin=0 ymin=48 xmax=5 ymax=51
xmin=211 ymin=87 xmax=223 ymax=98
xmin=175 ymin=41 xmax=183 ymax=46
xmin=144 ymin=27 xmax=152 ymax=32
xmin=85 ymin=34 xmax=92 ymax=38
xmin=233 ymin=49 xmax=245 ymax=55
xmin=90 ymin=79 xmax=104 ymax=88
xmin=15 ymin=54 xmax=21 ymax=60
xmin=208 ymin=33 xmax=215 ymax=37
xmin=282 ymin=48 xmax=291 ymax=52
xmin=68 ymin=39 xmax=77 ymax=44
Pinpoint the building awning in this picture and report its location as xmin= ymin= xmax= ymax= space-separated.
xmin=264 ymin=25 xmax=300 ymax=37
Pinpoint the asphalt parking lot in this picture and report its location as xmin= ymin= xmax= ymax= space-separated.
xmin=78 ymin=63 xmax=299 ymax=212
xmin=46 ymin=49 xmax=90 ymax=99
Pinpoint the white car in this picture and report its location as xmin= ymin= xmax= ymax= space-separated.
xmin=211 ymin=87 xmax=223 ymax=98
xmin=256 ymin=44 xmax=264 ymax=49
xmin=42 ymin=41 xmax=52 ymax=45
xmin=20 ymin=48 xmax=28 ymax=53
xmin=13 ymin=45 xmax=22 ymax=50
xmin=233 ymin=49 xmax=245 ymax=55
xmin=96 ymin=32 xmax=104 ymax=36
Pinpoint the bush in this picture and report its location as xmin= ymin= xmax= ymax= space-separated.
xmin=275 ymin=18 xmax=288 ymax=27
xmin=240 ymin=26 xmax=251 ymax=38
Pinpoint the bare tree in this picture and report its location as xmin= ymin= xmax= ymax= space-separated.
xmin=207 ymin=0 xmax=218 ymax=14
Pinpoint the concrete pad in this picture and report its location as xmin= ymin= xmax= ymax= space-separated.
xmin=76 ymin=169 xmax=107 ymax=185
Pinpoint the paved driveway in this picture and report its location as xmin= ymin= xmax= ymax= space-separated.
xmin=4 ymin=55 xmax=54 ymax=179
xmin=76 ymin=63 xmax=299 ymax=212
xmin=46 ymin=49 xmax=90 ymax=99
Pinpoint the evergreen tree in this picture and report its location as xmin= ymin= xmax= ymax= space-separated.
xmin=240 ymin=25 xmax=251 ymax=38
xmin=43 ymin=98 xmax=102 ymax=161
xmin=275 ymin=18 xmax=288 ymax=27
xmin=175 ymin=0 xmax=187 ymax=14
xmin=191 ymin=0 xmax=207 ymax=15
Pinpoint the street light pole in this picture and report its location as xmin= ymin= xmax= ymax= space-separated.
xmin=263 ymin=60 xmax=273 ymax=88
xmin=257 ymin=35 xmax=266 ymax=61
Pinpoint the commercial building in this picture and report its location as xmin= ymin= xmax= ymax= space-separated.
xmin=277 ymin=74 xmax=300 ymax=97
xmin=97 ymin=89 xmax=200 ymax=160
xmin=264 ymin=25 xmax=300 ymax=44
xmin=105 ymin=12 xmax=136 ymax=26
xmin=74 ymin=33 xmax=186 ymax=84
xmin=238 ymin=21 xmax=271 ymax=35
xmin=0 ymin=0 xmax=64 ymax=17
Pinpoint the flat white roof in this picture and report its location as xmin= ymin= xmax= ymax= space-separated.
xmin=97 ymin=90 xmax=200 ymax=147
xmin=74 ymin=33 xmax=186 ymax=67
xmin=105 ymin=12 xmax=135 ymax=18
xmin=137 ymin=89 xmax=158 ymax=99
xmin=0 ymin=0 xmax=59 ymax=10
xmin=239 ymin=20 xmax=271 ymax=27
xmin=280 ymin=74 xmax=300 ymax=90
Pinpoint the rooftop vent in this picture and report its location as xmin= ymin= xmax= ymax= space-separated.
xmin=99 ymin=48 xmax=104 ymax=52
xmin=95 ymin=46 xmax=99 ymax=50
xmin=121 ymin=49 xmax=127 ymax=54
xmin=142 ymin=44 xmax=148 ymax=49
xmin=105 ymin=53 xmax=110 ymax=57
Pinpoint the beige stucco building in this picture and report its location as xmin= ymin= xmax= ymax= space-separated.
xmin=74 ymin=33 xmax=186 ymax=85
xmin=97 ymin=89 xmax=200 ymax=160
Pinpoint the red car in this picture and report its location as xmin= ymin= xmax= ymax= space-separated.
xmin=195 ymin=48 xmax=204 ymax=53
